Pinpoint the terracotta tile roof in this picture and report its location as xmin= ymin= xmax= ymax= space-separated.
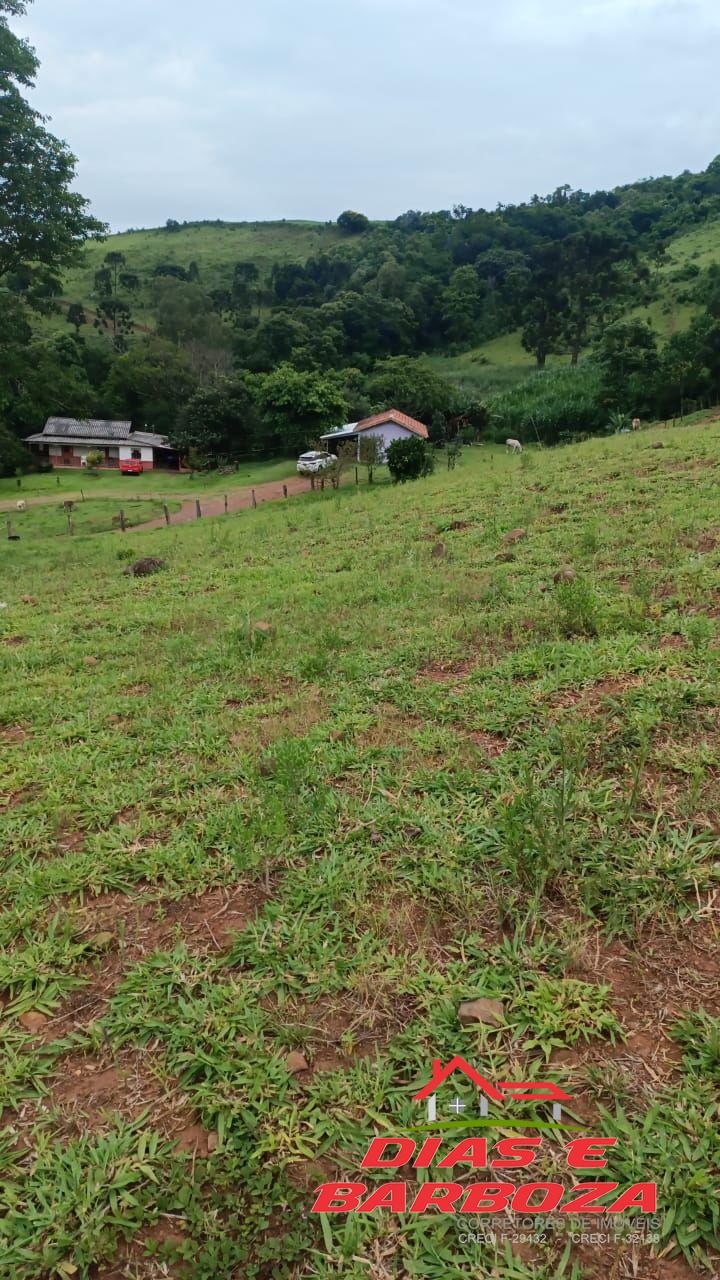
xmin=356 ymin=409 xmax=428 ymax=439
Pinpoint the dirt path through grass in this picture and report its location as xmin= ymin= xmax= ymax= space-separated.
xmin=134 ymin=473 xmax=314 ymax=527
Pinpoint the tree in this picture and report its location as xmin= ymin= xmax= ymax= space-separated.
xmin=66 ymin=303 xmax=86 ymax=336
xmin=0 ymin=422 xmax=29 ymax=476
xmin=440 ymin=266 xmax=487 ymax=345
xmin=386 ymin=435 xmax=434 ymax=483
xmin=94 ymin=297 xmax=133 ymax=351
xmin=0 ymin=1 xmax=104 ymax=290
xmin=337 ymin=210 xmax=370 ymax=235
xmin=104 ymin=337 xmax=196 ymax=433
xmin=558 ymin=228 xmax=643 ymax=364
xmin=358 ymin=433 xmax=384 ymax=483
xmin=172 ymin=375 xmax=257 ymax=460
xmin=253 ymin=364 xmax=348 ymax=453
xmin=165 ymin=218 xmax=181 ymax=233
xmin=593 ymin=319 xmax=660 ymax=414
xmin=366 ymin=357 xmax=457 ymax=423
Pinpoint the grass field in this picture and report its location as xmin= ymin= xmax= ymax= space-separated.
xmin=0 ymin=458 xmax=298 ymax=511
xmin=1 ymin=427 xmax=719 ymax=1279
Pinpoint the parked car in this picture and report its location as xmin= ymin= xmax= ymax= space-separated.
xmin=120 ymin=459 xmax=144 ymax=475
xmin=297 ymin=450 xmax=335 ymax=475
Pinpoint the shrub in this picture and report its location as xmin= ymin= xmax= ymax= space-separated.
xmin=386 ymin=436 xmax=434 ymax=483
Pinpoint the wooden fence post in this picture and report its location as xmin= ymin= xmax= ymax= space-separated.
xmin=251 ymin=489 xmax=257 ymax=509
xmin=282 ymin=484 xmax=288 ymax=499
xmin=80 ymin=489 xmax=85 ymax=502
xmin=224 ymin=493 xmax=228 ymax=514
xmin=196 ymin=499 xmax=202 ymax=519
xmin=119 ymin=509 xmax=126 ymax=532
xmin=355 ymin=466 xmax=358 ymax=485
xmin=56 ymin=474 xmax=60 ymax=486
xmin=7 ymin=520 xmax=15 ymax=540
xmin=163 ymin=503 xmax=170 ymax=525
xmin=66 ymin=510 xmax=74 ymax=535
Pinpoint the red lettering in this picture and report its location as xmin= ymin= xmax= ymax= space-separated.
xmin=437 ymin=1138 xmax=488 ymax=1168
xmin=413 ymin=1137 xmax=443 ymax=1168
xmin=565 ymin=1137 xmax=617 ymax=1169
xmin=357 ymin=1182 xmax=407 ymax=1213
xmin=409 ymin=1183 xmax=464 ymax=1214
xmin=491 ymin=1138 xmax=542 ymax=1168
xmin=560 ymin=1182 xmax=618 ymax=1213
xmin=608 ymin=1183 xmax=657 ymax=1214
xmin=511 ymin=1181 xmax=564 ymax=1213
xmin=461 ymin=1183 xmax=515 ymax=1214
xmin=311 ymin=1183 xmax=367 ymax=1213
xmin=360 ymin=1138 xmax=416 ymax=1169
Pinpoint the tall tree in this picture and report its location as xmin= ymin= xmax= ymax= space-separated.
xmin=0 ymin=0 xmax=104 ymax=290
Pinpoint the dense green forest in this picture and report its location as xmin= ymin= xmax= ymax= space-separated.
xmin=4 ymin=0 xmax=720 ymax=471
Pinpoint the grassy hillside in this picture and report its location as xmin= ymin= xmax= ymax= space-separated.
xmin=48 ymin=220 xmax=345 ymax=337
xmin=426 ymin=219 xmax=720 ymax=397
xmin=1 ymin=425 xmax=719 ymax=1278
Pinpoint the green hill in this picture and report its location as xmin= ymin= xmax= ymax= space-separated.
xmin=45 ymin=220 xmax=346 ymax=339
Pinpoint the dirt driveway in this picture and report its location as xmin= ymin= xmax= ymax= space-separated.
xmin=135 ymin=474 xmax=313 ymax=529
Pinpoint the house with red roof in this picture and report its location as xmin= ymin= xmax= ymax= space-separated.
xmin=320 ymin=408 xmax=428 ymax=460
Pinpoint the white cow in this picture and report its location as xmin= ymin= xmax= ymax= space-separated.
xmin=16 ymin=500 xmax=26 ymax=512
xmin=506 ymin=438 xmax=523 ymax=454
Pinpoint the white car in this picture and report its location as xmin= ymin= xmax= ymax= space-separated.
xmin=297 ymin=450 xmax=335 ymax=475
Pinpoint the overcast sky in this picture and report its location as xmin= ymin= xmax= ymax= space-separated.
xmin=18 ymin=0 xmax=720 ymax=231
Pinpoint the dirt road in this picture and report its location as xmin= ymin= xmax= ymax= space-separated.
xmin=135 ymin=474 xmax=313 ymax=529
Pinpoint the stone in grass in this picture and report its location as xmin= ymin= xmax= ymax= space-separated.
xmin=651 ymin=442 xmax=664 ymax=450
xmin=495 ymin=551 xmax=515 ymax=563
xmin=285 ymin=1050 xmax=309 ymax=1074
xmin=431 ymin=542 xmax=445 ymax=558
xmin=503 ymin=528 xmax=527 ymax=544
xmin=83 ymin=655 xmax=99 ymax=667
xmin=251 ymin=620 xmax=274 ymax=637
xmin=19 ymin=1010 xmax=48 ymax=1033
xmin=124 ymin=557 xmax=167 ymax=578
xmin=458 ymin=997 xmax=505 ymax=1028
xmin=553 ymin=567 xmax=575 ymax=585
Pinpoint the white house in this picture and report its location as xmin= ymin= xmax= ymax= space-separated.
xmin=320 ymin=408 xmax=428 ymax=459
xmin=24 ymin=418 xmax=181 ymax=471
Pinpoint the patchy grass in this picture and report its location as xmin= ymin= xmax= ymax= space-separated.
xmin=0 ymin=425 xmax=719 ymax=1277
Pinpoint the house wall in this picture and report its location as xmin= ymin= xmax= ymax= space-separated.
xmin=119 ymin=445 xmax=154 ymax=464
xmin=358 ymin=423 xmax=416 ymax=459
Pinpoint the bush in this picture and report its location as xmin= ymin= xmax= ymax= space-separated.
xmin=386 ymin=435 xmax=435 ymax=483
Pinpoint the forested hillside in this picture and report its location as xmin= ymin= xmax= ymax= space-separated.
xmin=7 ymin=157 xmax=720 ymax=471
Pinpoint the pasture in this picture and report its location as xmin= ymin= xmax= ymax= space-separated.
xmin=0 ymin=427 xmax=718 ymax=1279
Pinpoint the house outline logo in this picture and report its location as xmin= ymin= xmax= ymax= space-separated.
xmin=412 ymin=1057 xmax=572 ymax=1123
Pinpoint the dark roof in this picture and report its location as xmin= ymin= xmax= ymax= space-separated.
xmin=26 ymin=419 xmax=170 ymax=449
xmin=42 ymin=417 xmax=133 ymax=440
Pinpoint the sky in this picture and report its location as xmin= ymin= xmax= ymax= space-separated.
xmin=18 ymin=0 xmax=720 ymax=231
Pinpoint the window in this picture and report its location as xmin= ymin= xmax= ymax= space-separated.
xmin=131 ymin=449 xmax=142 ymax=460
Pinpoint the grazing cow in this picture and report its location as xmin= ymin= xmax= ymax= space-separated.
xmin=506 ymin=438 xmax=523 ymax=454
xmin=16 ymin=500 xmax=26 ymax=512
